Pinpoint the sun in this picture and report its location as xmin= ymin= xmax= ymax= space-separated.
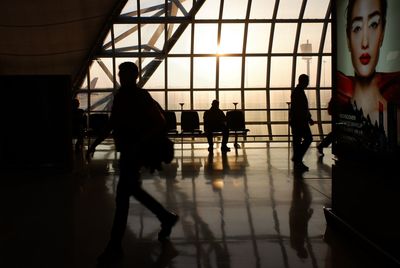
xmin=217 ymin=25 xmax=244 ymax=55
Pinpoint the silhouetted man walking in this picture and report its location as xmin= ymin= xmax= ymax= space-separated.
xmin=290 ymin=74 xmax=314 ymax=171
xmin=86 ymin=62 xmax=179 ymax=262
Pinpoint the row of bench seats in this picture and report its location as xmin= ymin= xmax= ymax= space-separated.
xmin=164 ymin=110 xmax=249 ymax=148
xmin=79 ymin=110 xmax=249 ymax=148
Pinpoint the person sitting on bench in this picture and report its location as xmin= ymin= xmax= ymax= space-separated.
xmin=203 ymin=100 xmax=230 ymax=153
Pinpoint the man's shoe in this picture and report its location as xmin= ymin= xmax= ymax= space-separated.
xmin=97 ymin=244 xmax=124 ymax=263
xmin=221 ymin=146 xmax=231 ymax=153
xmin=294 ymin=162 xmax=309 ymax=172
xmin=317 ymin=144 xmax=324 ymax=156
xmin=158 ymin=212 xmax=179 ymax=242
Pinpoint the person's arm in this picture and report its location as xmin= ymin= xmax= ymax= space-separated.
xmin=86 ymin=94 xmax=117 ymax=162
xmin=308 ymin=116 xmax=315 ymax=126
xmin=308 ymin=105 xmax=314 ymax=125
xmin=86 ymin=122 xmax=112 ymax=162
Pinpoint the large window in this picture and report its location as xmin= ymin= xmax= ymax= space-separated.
xmin=76 ymin=0 xmax=332 ymax=143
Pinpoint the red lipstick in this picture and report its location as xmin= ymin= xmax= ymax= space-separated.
xmin=359 ymin=53 xmax=371 ymax=65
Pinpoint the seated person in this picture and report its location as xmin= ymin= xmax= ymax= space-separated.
xmin=203 ymin=100 xmax=230 ymax=152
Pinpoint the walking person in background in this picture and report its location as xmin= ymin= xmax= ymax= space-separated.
xmin=86 ymin=62 xmax=179 ymax=262
xmin=290 ymin=74 xmax=314 ymax=172
xmin=71 ymin=97 xmax=85 ymax=151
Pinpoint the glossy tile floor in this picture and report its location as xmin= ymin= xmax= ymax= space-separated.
xmin=0 ymin=142 xmax=393 ymax=267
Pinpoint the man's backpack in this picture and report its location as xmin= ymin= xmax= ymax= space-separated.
xmin=141 ymin=96 xmax=175 ymax=172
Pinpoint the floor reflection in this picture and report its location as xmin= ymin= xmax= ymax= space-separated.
xmin=289 ymin=172 xmax=313 ymax=259
xmin=3 ymin=145 xmax=392 ymax=267
xmin=121 ymin=147 xmax=332 ymax=267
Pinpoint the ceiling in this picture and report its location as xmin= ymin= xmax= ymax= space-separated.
xmin=0 ymin=0 xmax=125 ymax=82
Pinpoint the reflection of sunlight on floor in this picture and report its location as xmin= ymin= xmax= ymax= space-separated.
xmin=76 ymin=146 xmax=400 ymax=268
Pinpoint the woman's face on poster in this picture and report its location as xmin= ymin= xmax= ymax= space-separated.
xmin=347 ymin=0 xmax=385 ymax=78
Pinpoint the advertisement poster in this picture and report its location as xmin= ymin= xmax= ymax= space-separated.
xmin=335 ymin=0 xmax=400 ymax=158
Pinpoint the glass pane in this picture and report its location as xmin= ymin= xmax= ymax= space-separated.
xmin=90 ymin=92 xmax=113 ymax=111
xmin=80 ymin=75 xmax=88 ymax=89
xmin=219 ymin=91 xmax=241 ymax=110
xmin=88 ymin=76 xmax=100 ymax=90
xmin=222 ymin=0 xmax=248 ymax=19
xmin=194 ymin=24 xmax=218 ymax=54
xmin=295 ymin=56 xmax=318 ymax=87
xmin=298 ymin=23 xmax=323 ymax=55
xmin=102 ymin=32 xmax=113 ymax=51
xmin=90 ymin=59 xmax=114 ymax=89
xmin=270 ymin=57 xmax=292 ymax=87
xmin=113 ymin=24 xmax=139 ymax=51
xmin=219 ymin=57 xmax=241 ymax=88
xmin=271 ymin=124 xmax=289 ymax=136
xmin=310 ymin=110 xmax=318 ymax=121
xmin=322 ymin=124 xmax=332 ymax=135
xmin=270 ymin=90 xmax=291 ymax=109
xmin=272 ymin=23 xmax=297 ymax=53
xmin=245 ymin=57 xmax=267 ymax=88
xmin=193 ymin=91 xmax=216 ymax=110
xmin=305 ymin=90 xmax=317 ymax=108
xmin=196 ymin=0 xmax=220 ymax=19
xmin=193 ymin=57 xmax=216 ymax=88
xmin=247 ymin=24 xmax=270 ymax=53
xmin=141 ymin=24 xmax=164 ymax=51
xmin=143 ymin=58 xmax=165 ymax=89
xmin=310 ymin=122 xmax=319 ymax=135
xmin=246 ymin=111 xmax=267 ymax=122
xmin=303 ymin=0 xmax=330 ymax=19
xmin=250 ymin=0 xmax=274 ymax=19
xmin=120 ymin=0 xmax=137 ymax=15
xmin=321 ymin=56 xmax=332 ymax=87
xmin=174 ymin=0 xmax=192 ymax=17
xmin=271 ymin=111 xmax=289 ymax=122
xmin=139 ymin=0 xmax=165 ymax=17
xmin=321 ymin=110 xmax=332 ymax=121
xmin=169 ymin=24 xmax=191 ymax=54
xmin=276 ymin=0 xmax=302 ymax=19
xmin=149 ymin=91 xmax=165 ymax=108
xmin=168 ymin=57 xmax=190 ymax=89
xmin=320 ymin=89 xmax=332 ymax=108
xmin=248 ymin=124 xmax=267 ymax=135
xmin=323 ymin=24 xmax=332 ymax=53
xmin=245 ymin=91 xmax=266 ymax=109
xmin=219 ymin=24 xmax=244 ymax=54
xmin=167 ymin=91 xmax=190 ymax=110
xmin=115 ymin=57 xmax=139 ymax=68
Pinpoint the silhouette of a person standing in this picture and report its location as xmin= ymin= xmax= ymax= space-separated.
xmin=290 ymin=74 xmax=314 ymax=171
xmin=203 ymin=100 xmax=230 ymax=153
xmin=86 ymin=62 xmax=179 ymax=262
